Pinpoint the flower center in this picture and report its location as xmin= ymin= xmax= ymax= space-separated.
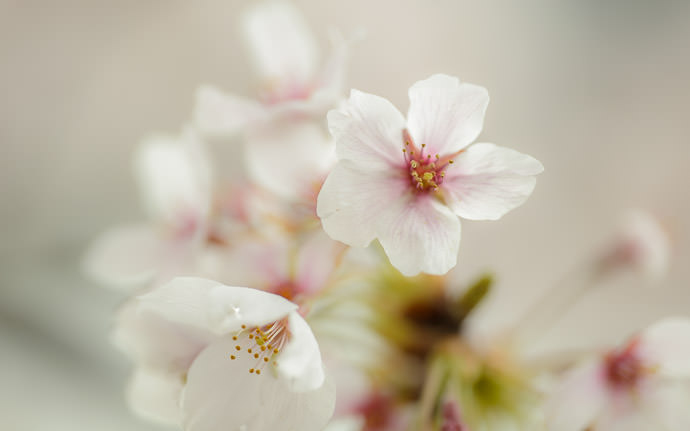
xmin=402 ymin=129 xmax=455 ymax=192
xmin=229 ymin=320 xmax=290 ymax=375
xmin=604 ymin=339 xmax=643 ymax=389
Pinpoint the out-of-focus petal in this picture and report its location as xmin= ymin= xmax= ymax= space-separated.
xmin=137 ymin=277 xmax=298 ymax=336
xmin=135 ymin=129 xmax=212 ymax=229
xmin=181 ymin=336 xmax=336 ymax=431
xmin=243 ymin=1 xmax=317 ymax=87
xmin=245 ymin=119 xmax=335 ymax=201
xmin=406 ymin=74 xmax=489 ymax=156
xmin=276 ymin=311 xmax=326 ymax=392
xmin=545 ymin=360 xmax=607 ymax=431
xmin=377 ymin=194 xmax=461 ymax=276
xmin=328 ymin=89 xmax=407 ymax=170
xmin=443 ymin=143 xmax=543 ymax=221
xmin=295 ymin=230 xmax=343 ymax=295
xmin=126 ymin=367 xmax=184 ymax=426
xmin=83 ymin=224 xmax=163 ymax=288
xmin=639 ymin=317 xmax=690 ymax=378
xmin=317 ymin=162 xmax=408 ymax=248
xmin=194 ymin=85 xmax=265 ymax=136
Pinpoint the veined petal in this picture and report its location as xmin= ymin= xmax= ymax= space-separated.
xmin=639 ymin=317 xmax=690 ymax=378
xmin=245 ymin=119 xmax=335 ymax=201
xmin=376 ymin=195 xmax=461 ymax=276
xmin=137 ymin=277 xmax=297 ymax=336
xmin=317 ymin=162 xmax=408 ymax=248
xmin=126 ymin=367 xmax=184 ymax=426
xmin=328 ymin=89 xmax=407 ymax=170
xmin=407 ymin=74 xmax=489 ymax=156
xmin=443 ymin=143 xmax=543 ymax=221
xmin=181 ymin=336 xmax=336 ymax=431
xmin=82 ymin=223 xmax=163 ymax=289
xmin=276 ymin=311 xmax=325 ymax=392
xmin=243 ymin=1 xmax=317 ymax=86
xmin=194 ymin=85 xmax=265 ymax=136
xmin=545 ymin=360 xmax=608 ymax=431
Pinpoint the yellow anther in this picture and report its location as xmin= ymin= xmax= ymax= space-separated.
xmin=232 ymin=336 xmax=237 ymax=341
xmin=230 ymin=355 xmax=236 ymax=360
xmin=263 ymin=357 xmax=269 ymax=362
xmin=254 ymin=353 xmax=259 ymax=359
xmin=410 ymin=160 xmax=418 ymax=168
xmin=256 ymin=370 xmax=261 ymax=375
xmin=422 ymin=172 xmax=434 ymax=181
xmin=235 ymin=345 xmax=241 ymax=351
xmin=249 ymin=368 xmax=254 ymax=373
xmin=247 ymin=348 xmax=252 ymax=353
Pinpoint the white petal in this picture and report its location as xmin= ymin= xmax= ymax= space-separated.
xmin=112 ymin=300 xmax=214 ymax=372
xmin=643 ymin=381 xmax=690 ymax=431
xmin=135 ymin=129 xmax=212 ymax=228
xmin=194 ymin=85 xmax=265 ymax=136
xmin=377 ymin=194 xmax=461 ymax=276
xmin=639 ymin=317 xmax=690 ymax=377
xmin=138 ymin=277 xmax=298 ymax=336
xmin=181 ymin=336 xmax=336 ymax=431
xmin=443 ymin=143 xmax=543 ymax=221
xmin=82 ymin=224 xmax=163 ymax=289
xmin=243 ymin=1 xmax=317 ymax=86
xmin=323 ymin=416 xmax=365 ymax=431
xmin=317 ymin=162 xmax=408 ymax=248
xmin=545 ymin=360 xmax=608 ymax=431
xmin=406 ymin=74 xmax=489 ymax=156
xmin=126 ymin=367 xmax=183 ymax=426
xmin=245 ymin=119 xmax=335 ymax=201
xmin=328 ymin=89 xmax=407 ymax=170
xmin=276 ymin=311 xmax=326 ymax=392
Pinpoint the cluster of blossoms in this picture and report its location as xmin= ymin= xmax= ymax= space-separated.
xmin=85 ymin=2 xmax=684 ymax=431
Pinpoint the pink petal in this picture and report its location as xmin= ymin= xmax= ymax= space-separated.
xmin=406 ymin=74 xmax=489 ymax=156
xmin=443 ymin=143 xmax=543 ymax=221
xmin=328 ymin=89 xmax=407 ymax=170
xmin=376 ymin=194 xmax=461 ymax=276
xmin=317 ymin=163 xmax=408 ymax=248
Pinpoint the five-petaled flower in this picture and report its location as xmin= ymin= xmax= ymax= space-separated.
xmin=317 ymin=74 xmax=543 ymax=276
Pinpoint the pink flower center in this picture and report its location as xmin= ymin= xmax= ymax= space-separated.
xmin=229 ymin=319 xmax=290 ymax=376
xmin=402 ymin=129 xmax=456 ymax=192
xmin=604 ymin=339 xmax=643 ymax=389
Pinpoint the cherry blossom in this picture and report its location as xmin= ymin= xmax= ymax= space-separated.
xmin=194 ymin=1 xmax=348 ymax=135
xmin=114 ymin=277 xmax=335 ymax=431
xmin=84 ymin=128 xmax=212 ymax=288
xmin=546 ymin=318 xmax=690 ymax=431
xmin=317 ymin=74 xmax=543 ymax=276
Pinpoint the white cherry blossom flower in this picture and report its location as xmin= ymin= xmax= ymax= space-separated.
xmin=114 ymin=276 xmax=335 ymax=431
xmin=194 ymin=1 xmax=348 ymax=136
xmin=546 ymin=317 xmax=690 ymax=431
xmin=317 ymin=74 xmax=543 ymax=276
xmin=84 ymin=128 xmax=212 ymax=288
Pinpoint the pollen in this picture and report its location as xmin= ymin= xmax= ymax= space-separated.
xmin=228 ymin=318 xmax=290 ymax=376
xmin=402 ymin=129 xmax=458 ymax=192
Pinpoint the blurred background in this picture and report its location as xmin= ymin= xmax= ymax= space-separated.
xmin=1 ymin=0 xmax=689 ymax=429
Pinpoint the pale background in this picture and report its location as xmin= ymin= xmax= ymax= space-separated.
xmin=1 ymin=1 xmax=689 ymax=429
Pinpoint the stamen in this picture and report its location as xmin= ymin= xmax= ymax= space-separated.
xmin=228 ymin=319 xmax=290 ymax=376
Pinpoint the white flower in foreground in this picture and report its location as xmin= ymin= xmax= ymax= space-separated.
xmin=84 ymin=129 xmax=212 ymax=288
xmin=114 ymin=277 xmax=334 ymax=431
xmin=317 ymin=74 xmax=543 ymax=276
xmin=195 ymin=1 xmax=348 ymax=135
xmin=546 ymin=317 xmax=690 ymax=431
xmin=598 ymin=209 xmax=670 ymax=280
